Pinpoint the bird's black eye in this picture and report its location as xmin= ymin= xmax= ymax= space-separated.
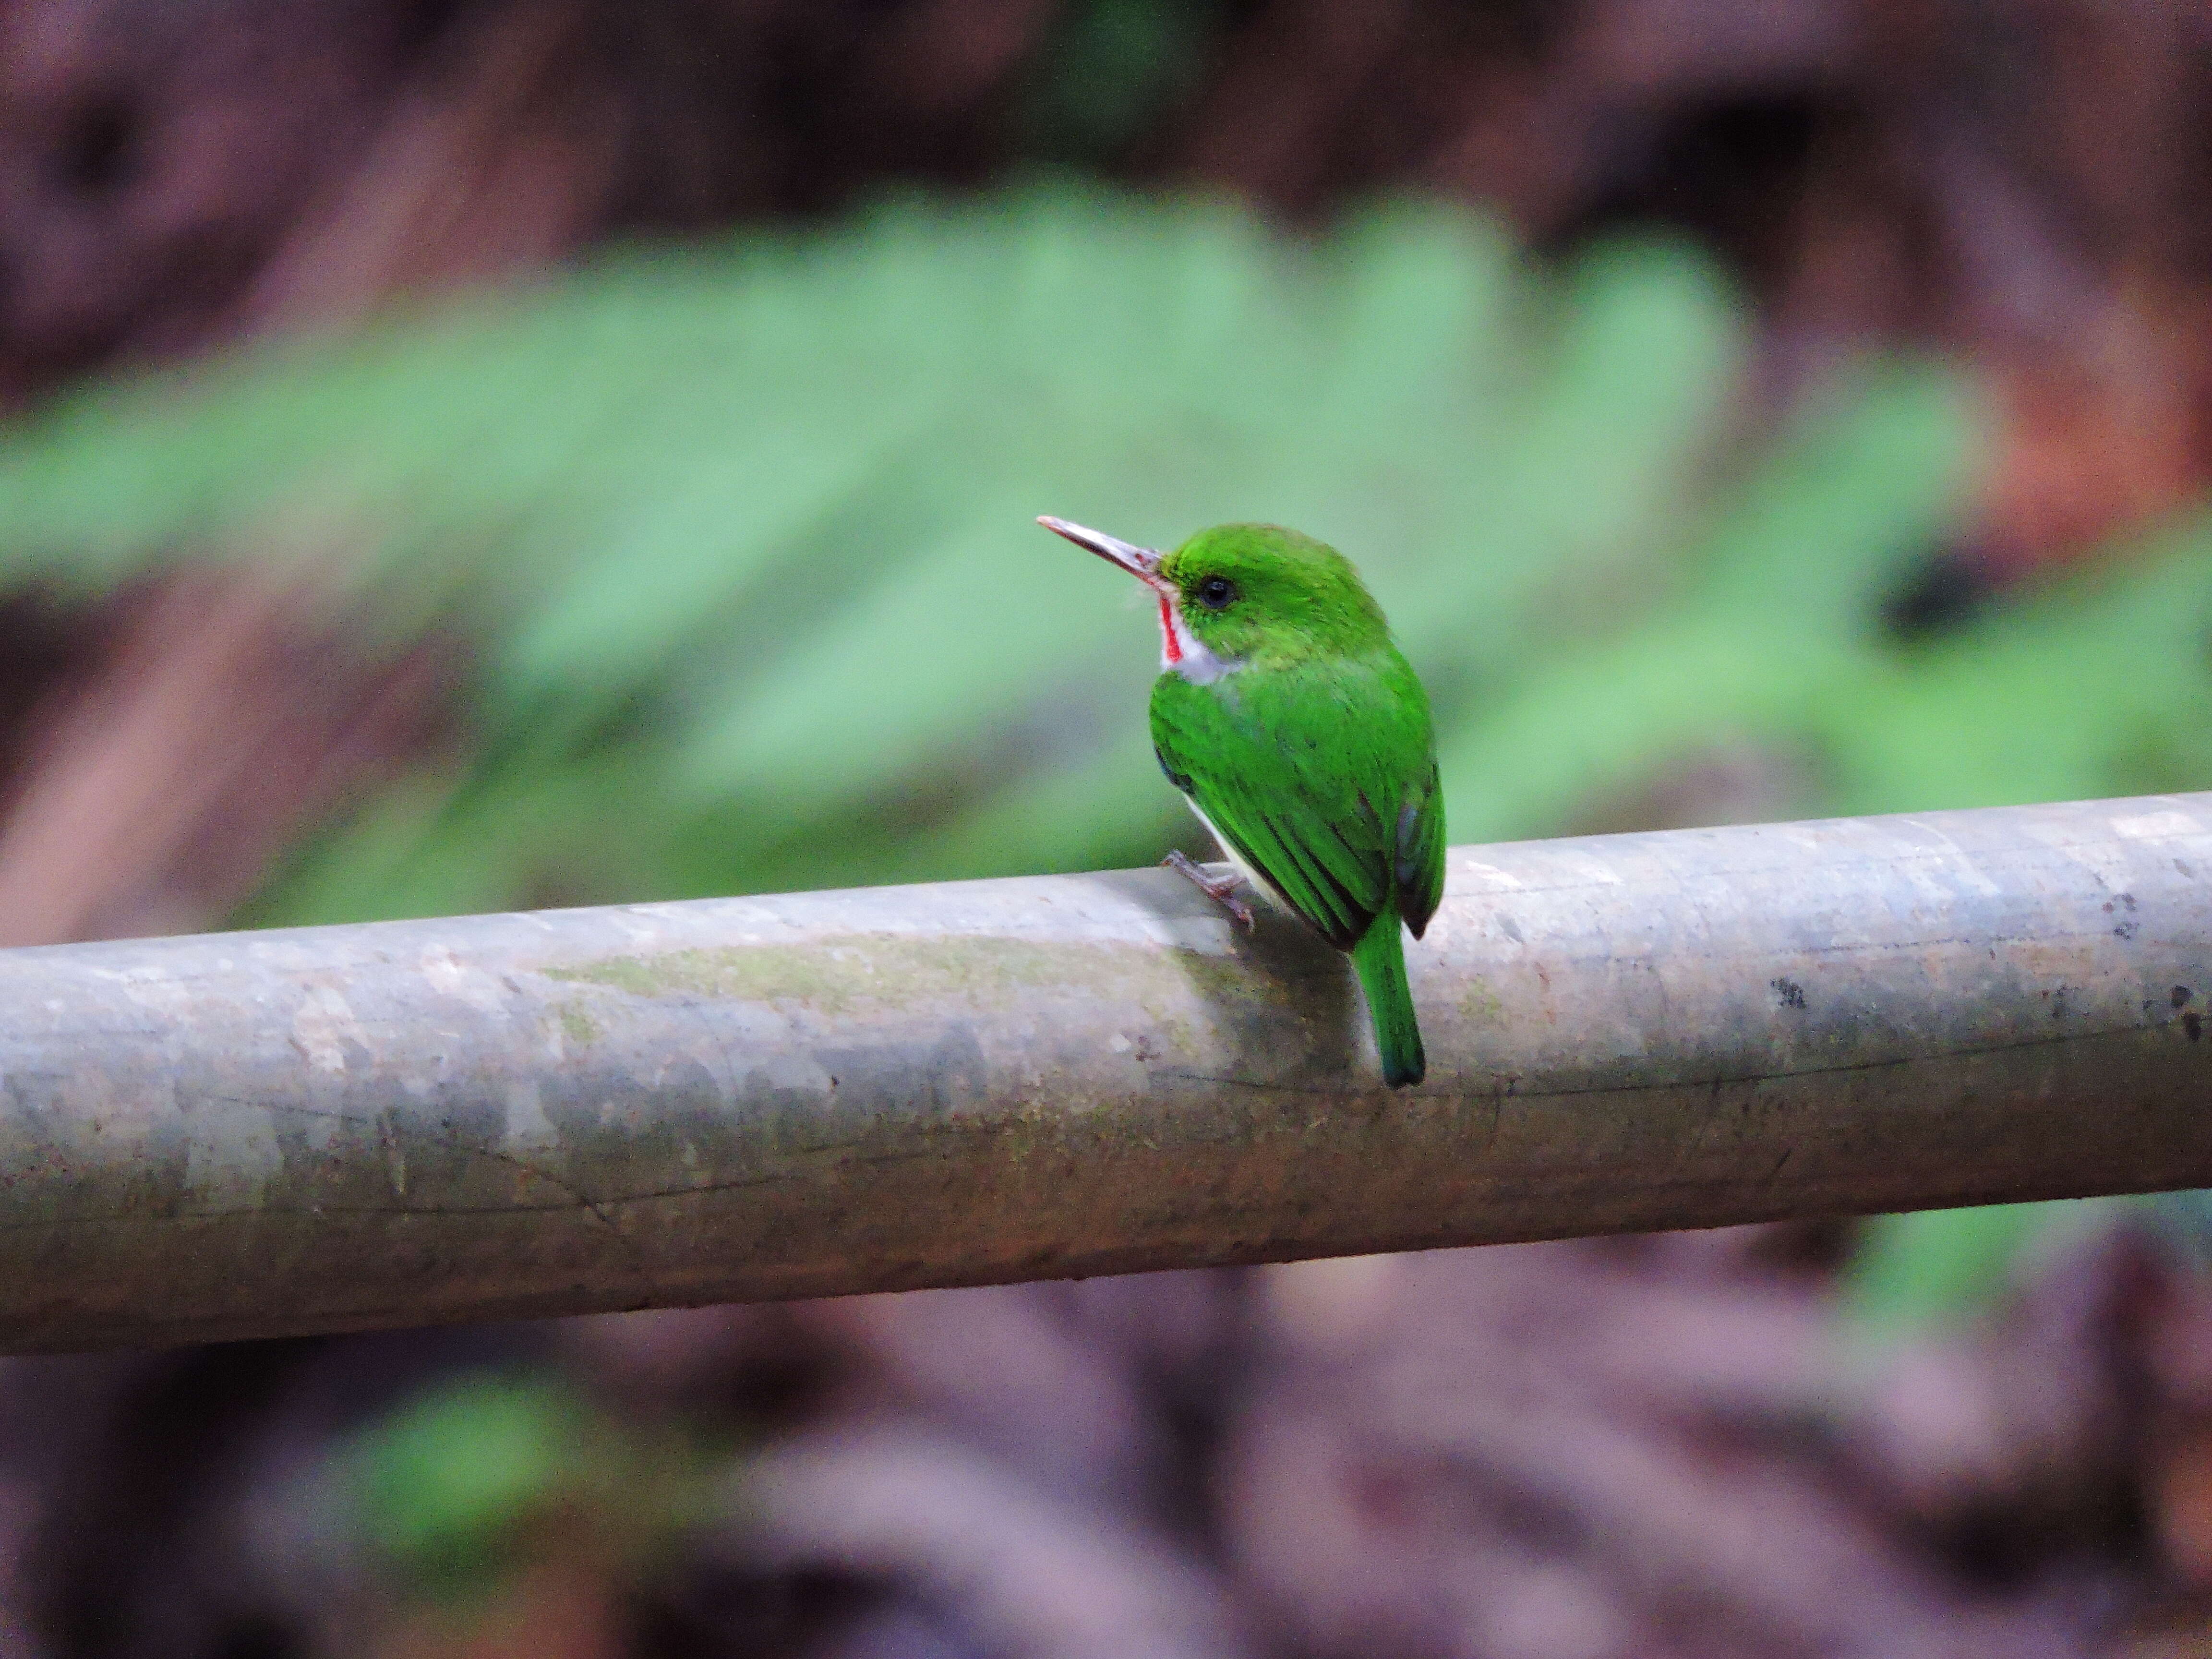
xmin=1196 ymin=575 xmax=1238 ymax=611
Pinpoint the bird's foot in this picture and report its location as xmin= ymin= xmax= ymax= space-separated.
xmin=1163 ymin=849 xmax=1255 ymax=931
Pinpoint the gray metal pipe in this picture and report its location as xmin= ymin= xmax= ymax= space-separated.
xmin=2 ymin=793 xmax=2210 ymax=1352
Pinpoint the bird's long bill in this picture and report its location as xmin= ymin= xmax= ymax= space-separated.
xmin=1037 ymin=516 xmax=1169 ymax=590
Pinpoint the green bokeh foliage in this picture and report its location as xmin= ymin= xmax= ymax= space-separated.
xmin=0 ymin=189 xmax=1761 ymax=921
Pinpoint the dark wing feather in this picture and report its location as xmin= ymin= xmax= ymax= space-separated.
xmin=1396 ymin=759 xmax=1445 ymax=938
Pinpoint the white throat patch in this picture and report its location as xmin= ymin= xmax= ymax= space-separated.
xmin=1158 ymin=597 xmax=1243 ymax=685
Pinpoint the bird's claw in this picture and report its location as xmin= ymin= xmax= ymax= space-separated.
xmin=1163 ymin=849 xmax=1256 ymax=931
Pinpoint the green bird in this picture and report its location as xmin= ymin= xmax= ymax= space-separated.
xmin=1040 ymin=517 xmax=1444 ymax=1087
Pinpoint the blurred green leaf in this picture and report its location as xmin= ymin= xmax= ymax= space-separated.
xmin=0 ymin=188 xmax=1750 ymax=923
xmin=1839 ymin=1199 xmax=2122 ymax=1342
xmin=349 ymin=1374 xmax=603 ymax=1602
xmin=1019 ymin=0 xmax=1231 ymax=164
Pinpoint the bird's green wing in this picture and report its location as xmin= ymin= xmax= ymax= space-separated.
xmin=1150 ymin=655 xmax=1433 ymax=950
xmin=1203 ymin=772 xmax=1386 ymax=948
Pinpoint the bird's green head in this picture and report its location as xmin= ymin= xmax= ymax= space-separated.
xmin=1039 ymin=517 xmax=1391 ymax=674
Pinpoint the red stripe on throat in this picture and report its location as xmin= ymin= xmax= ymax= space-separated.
xmin=1156 ymin=593 xmax=1182 ymax=664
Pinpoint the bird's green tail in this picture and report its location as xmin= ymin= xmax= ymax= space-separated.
xmin=1351 ymin=910 xmax=1425 ymax=1088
